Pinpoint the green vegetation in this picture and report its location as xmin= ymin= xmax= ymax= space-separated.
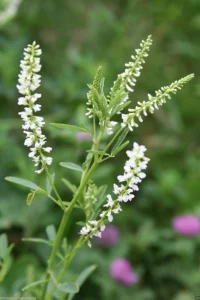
xmin=0 ymin=1 xmax=199 ymax=299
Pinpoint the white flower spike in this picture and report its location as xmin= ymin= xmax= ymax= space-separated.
xmin=17 ymin=42 xmax=52 ymax=174
xmin=80 ymin=142 xmax=150 ymax=246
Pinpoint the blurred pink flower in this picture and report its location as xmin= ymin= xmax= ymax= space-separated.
xmin=76 ymin=132 xmax=91 ymax=141
xmin=109 ymin=258 xmax=139 ymax=285
xmin=172 ymin=214 xmax=200 ymax=236
xmin=97 ymin=225 xmax=119 ymax=247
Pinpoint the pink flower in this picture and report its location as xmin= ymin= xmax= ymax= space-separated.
xmin=109 ymin=258 xmax=139 ymax=285
xmin=76 ymin=132 xmax=91 ymax=141
xmin=172 ymin=215 xmax=200 ymax=236
xmin=97 ymin=225 xmax=119 ymax=247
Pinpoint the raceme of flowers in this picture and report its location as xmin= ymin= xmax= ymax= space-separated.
xmin=119 ymin=35 xmax=152 ymax=94
xmin=17 ymin=42 xmax=52 ymax=174
xmin=80 ymin=142 xmax=149 ymax=247
xmin=121 ymin=74 xmax=194 ymax=131
xmin=85 ymin=36 xmax=152 ymax=135
xmin=85 ymin=35 xmax=193 ymax=140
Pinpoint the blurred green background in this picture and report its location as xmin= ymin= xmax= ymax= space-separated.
xmin=0 ymin=0 xmax=200 ymax=299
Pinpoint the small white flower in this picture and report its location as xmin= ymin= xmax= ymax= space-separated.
xmin=106 ymin=121 xmax=118 ymax=135
xmin=104 ymin=194 xmax=114 ymax=207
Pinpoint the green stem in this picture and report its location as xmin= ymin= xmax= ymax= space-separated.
xmin=99 ymin=126 xmax=124 ymax=160
xmin=47 ymin=236 xmax=85 ymax=298
xmin=44 ymin=166 xmax=65 ymax=211
xmin=41 ymin=127 xmax=105 ymax=299
xmin=40 ymin=161 xmax=98 ymax=299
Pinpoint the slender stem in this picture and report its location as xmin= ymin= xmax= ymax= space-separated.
xmin=40 ymin=161 xmax=98 ymax=299
xmin=48 ymin=195 xmax=61 ymax=207
xmin=99 ymin=126 xmax=124 ymax=160
xmin=47 ymin=236 xmax=85 ymax=298
xmin=41 ymin=127 xmax=104 ymax=299
xmin=44 ymin=166 xmax=65 ymax=211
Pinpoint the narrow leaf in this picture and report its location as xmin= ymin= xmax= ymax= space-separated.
xmin=111 ymin=127 xmax=129 ymax=154
xmin=111 ymin=101 xmax=131 ymax=117
xmin=95 ymin=185 xmax=107 ymax=212
xmin=76 ymin=265 xmax=97 ymax=287
xmin=5 ymin=176 xmax=40 ymax=190
xmin=22 ymin=279 xmax=50 ymax=291
xmin=100 ymin=77 xmax=105 ymax=92
xmin=46 ymin=225 xmax=56 ymax=241
xmin=87 ymin=150 xmax=110 ymax=156
xmin=22 ymin=237 xmax=51 ymax=246
xmin=112 ymin=140 xmax=129 ymax=156
xmin=60 ymin=162 xmax=82 ymax=173
xmin=0 ymin=234 xmax=8 ymax=259
xmin=62 ymin=178 xmax=77 ymax=193
xmin=57 ymin=282 xmax=79 ymax=293
xmin=51 ymin=123 xmax=89 ymax=134
xmin=46 ymin=173 xmax=55 ymax=194
xmin=68 ymin=265 xmax=96 ymax=300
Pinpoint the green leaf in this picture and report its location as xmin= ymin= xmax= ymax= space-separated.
xmin=86 ymin=150 xmax=110 ymax=156
xmin=22 ymin=237 xmax=51 ymax=246
xmin=111 ymin=101 xmax=131 ymax=116
xmin=76 ymin=221 xmax=85 ymax=227
xmin=0 ymin=251 xmax=13 ymax=282
xmin=94 ymin=185 xmax=107 ymax=214
xmin=62 ymin=178 xmax=77 ymax=193
xmin=50 ymin=123 xmax=90 ymax=134
xmin=100 ymin=77 xmax=105 ymax=92
xmin=0 ymin=234 xmax=8 ymax=259
xmin=112 ymin=140 xmax=129 ymax=156
xmin=26 ymin=191 xmax=36 ymax=206
xmin=68 ymin=265 xmax=96 ymax=300
xmin=5 ymin=176 xmax=40 ymax=190
xmin=57 ymin=282 xmax=79 ymax=293
xmin=46 ymin=225 xmax=56 ymax=241
xmin=22 ymin=279 xmax=50 ymax=291
xmin=111 ymin=127 xmax=129 ymax=154
xmin=60 ymin=162 xmax=82 ymax=173
xmin=35 ymin=188 xmax=49 ymax=196
xmin=46 ymin=173 xmax=55 ymax=194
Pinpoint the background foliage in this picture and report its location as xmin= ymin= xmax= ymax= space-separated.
xmin=0 ymin=0 xmax=200 ymax=299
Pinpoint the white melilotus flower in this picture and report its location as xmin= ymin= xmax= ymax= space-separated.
xmin=121 ymin=74 xmax=194 ymax=131
xmin=80 ymin=142 xmax=149 ymax=247
xmin=17 ymin=41 xmax=52 ymax=174
xmin=108 ymin=35 xmax=152 ymax=109
xmin=119 ymin=35 xmax=152 ymax=94
xmin=106 ymin=121 xmax=118 ymax=135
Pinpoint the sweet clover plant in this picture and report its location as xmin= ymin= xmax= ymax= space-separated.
xmin=5 ymin=35 xmax=193 ymax=299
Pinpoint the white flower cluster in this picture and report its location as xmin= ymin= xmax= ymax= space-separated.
xmin=80 ymin=221 xmax=105 ymax=247
xmin=80 ymin=142 xmax=149 ymax=246
xmin=122 ymin=74 xmax=194 ymax=131
xmin=0 ymin=0 xmax=22 ymax=27
xmin=106 ymin=121 xmax=118 ymax=135
xmin=120 ymin=35 xmax=152 ymax=93
xmin=17 ymin=42 xmax=52 ymax=174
